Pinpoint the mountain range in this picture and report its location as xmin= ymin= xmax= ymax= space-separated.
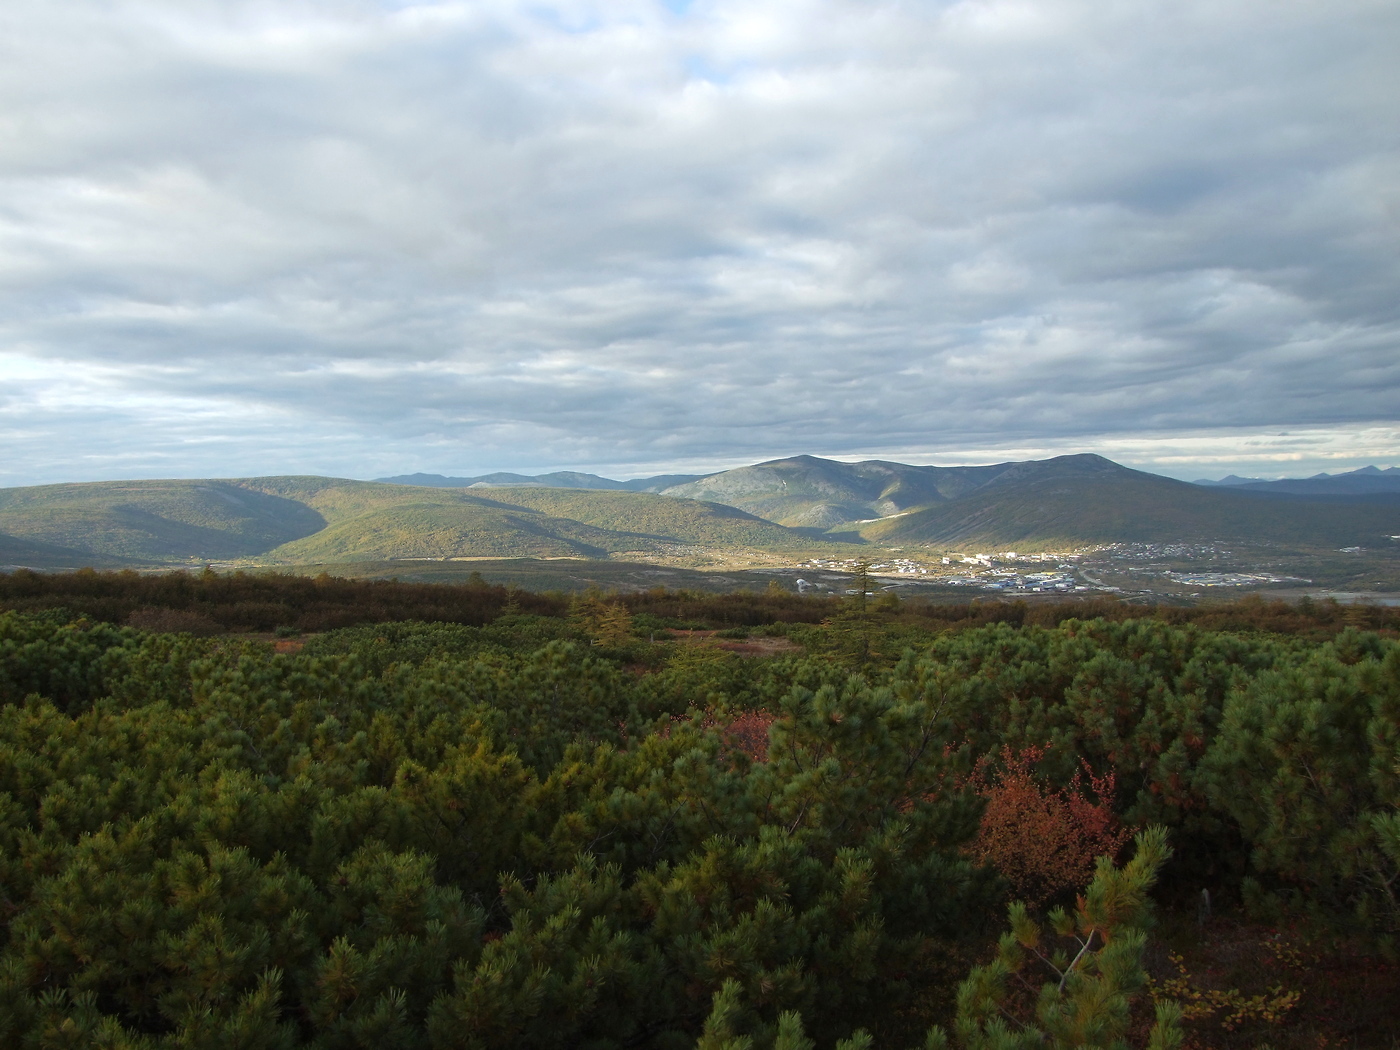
xmin=1193 ymin=465 xmax=1400 ymax=496
xmin=376 ymin=470 xmax=706 ymax=492
xmin=0 ymin=476 xmax=822 ymax=568
xmin=2 ymin=454 xmax=1398 ymax=570
xmin=387 ymin=454 xmax=1400 ymax=544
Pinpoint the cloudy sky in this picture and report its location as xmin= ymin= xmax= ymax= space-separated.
xmin=2 ymin=0 xmax=1397 ymax=486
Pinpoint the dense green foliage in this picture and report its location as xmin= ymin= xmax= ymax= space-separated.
xmin=0 ymin=583 xmax=1397 ymax=1047
xmin=0 ymin=611 xmax=985 ymax=1047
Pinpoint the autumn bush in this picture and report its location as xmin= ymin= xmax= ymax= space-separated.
xmin=720 ymin=708 xmax=777 ymax=762
xmin=967 ymin=744 xmax=1134 ymax=906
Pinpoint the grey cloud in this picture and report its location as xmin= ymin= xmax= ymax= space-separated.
xmin=1 ymin=0 xmax=1397 ymax=487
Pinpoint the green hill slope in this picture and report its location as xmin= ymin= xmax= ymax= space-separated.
xmin=6 ymin=456 xmax=1392 ymax=566
xmin=235 ymin=476 xmax=500 ymax=524
xmin=0 ymin=476 xmax=846 ymax=565
xmin=0 ymin=480 xmax=326 ymax=561
xmin=862 ymin=458 xmax=1400 ymax=547
xmin=264 ymin=501 xmax=650 ymax=561
xmin=661 ymin=455 xmax=1009 ymax=527
xmin=469 ymin=487 xmax=820 ymax=550
xmin=374 ymin=470 xmax=710 ymax=491
xmin=262 ymin=485 xmax=848 ymax=562
xmin=656 ymin=453 xmax=1400 ymax=549
xmin=0 ymin=532 xmax=139 ymax=569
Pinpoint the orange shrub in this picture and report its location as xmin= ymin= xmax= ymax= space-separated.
xmin=967 ymin=744 xmax=1132 ymax=906
xmin=661 ymin=708 xmax=776 ymax=764
xmin=720 ymin=709 xmax=776 ymax=763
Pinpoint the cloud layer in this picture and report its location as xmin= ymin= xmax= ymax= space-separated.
xmin=2 ymin=0 xmax=1397 ymax=484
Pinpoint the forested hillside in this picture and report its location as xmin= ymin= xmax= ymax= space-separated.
xmin=5 ymin=455 xmax=1400 ymax=571
xmin=862 ymin=461 xmax=1400 ymax=548
xmin=0 ymin=480 xmax=329 ymax=563
xmin=452 ymin=487 xmax=815 ymax=551
xmin=0 ymin=478 xmax=843 ymax=567
xmin=658 ymin=454 xmax=1004 ymax=527
xmin=0 ymin=574 xmax=1397 ymax=1047
xmin=662 ymin=454 xmax=1400 ymax=546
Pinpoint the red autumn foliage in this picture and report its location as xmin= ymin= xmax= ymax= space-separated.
xmin=966 ymin=744 xmax=1133 ymax=906
xmin=661 ymin=707 xmax=776 ymax=764
xmin=719 ymin=709 xmax=776 ymax=763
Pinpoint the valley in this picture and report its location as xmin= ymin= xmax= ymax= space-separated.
xmin=3 ymin=454 xmax=1398 ymax=602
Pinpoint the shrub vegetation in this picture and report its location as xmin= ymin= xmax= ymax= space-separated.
xmin=0 ymin=571 xmax=1397 ymax=1047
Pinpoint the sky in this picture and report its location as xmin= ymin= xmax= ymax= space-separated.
xmin=1 ymin=0 xmax=1397 ymax=487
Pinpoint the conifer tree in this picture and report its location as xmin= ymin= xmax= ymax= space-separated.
xmin=930 ymin=827 xmax=1182 ymax=1050
xmin=1198 ymin=637 xmax=1400 ymax=937
xmin=569 ymin=591 xmax=635 ymax=648
xmin=1 ymin=607 xmax=1393 ymax=1048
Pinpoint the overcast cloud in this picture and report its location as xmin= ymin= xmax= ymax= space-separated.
xmin=1 ymin=0 xmax=1397 ymax=485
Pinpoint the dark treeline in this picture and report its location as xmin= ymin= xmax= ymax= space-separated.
xmin=0 ymin=568 xmax=569 ymax=634
xmin=2 ymin=567 xmax=1397 ymax=638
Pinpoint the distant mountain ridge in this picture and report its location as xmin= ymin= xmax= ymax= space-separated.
xmin=305 ymin=452 xmax=1400 ymax=552
xmin=656 ymin=455 xmax=1007 ymax=529
xmin=3 ymin=453 xmax=1399 ymax=569
xmin=386 ymin=454 xmax=1143 ymax=530
xmin=1193 ymin=474 xmax=1267 ymax=486
xmin=0 ymin=476 xmax=831 ymax=567
xmin=659 ymin=453 xmax=1400 ymax=546
xmin=376 ymin=471 xmax=707 ymax=492
xmin=1193 ymin=465 xmax=1400 ymax=496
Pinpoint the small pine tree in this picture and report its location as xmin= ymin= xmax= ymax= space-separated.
xmin=931 ymin=826 xmax=1183 ymax=1050
xmin=851 ymin=561 xmax=872 ymax=616
xmin=569 ymin=590 xmax=634 ymax=647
